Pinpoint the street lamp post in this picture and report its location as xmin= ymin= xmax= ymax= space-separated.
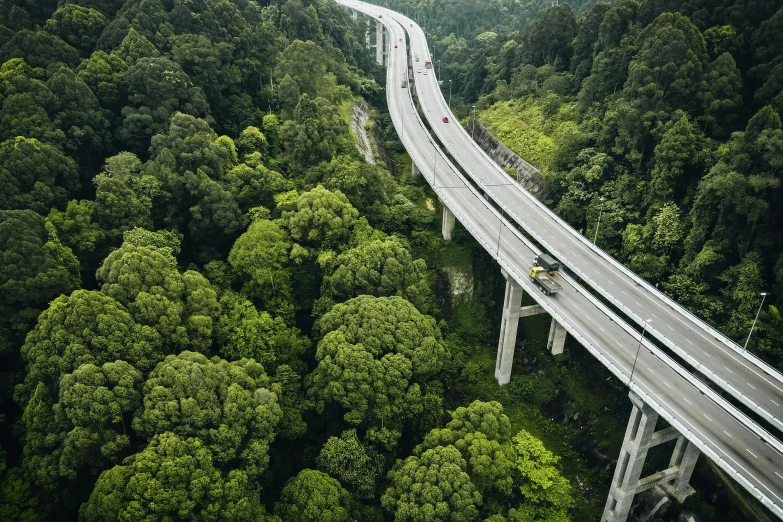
xmin=448 ymin=79 xmax=452 ymax=109
xmin=593 ymin=196 xmax=605 ymax=244
xmin=629 ymin=319 xmax=651 ymax=386
xmin=744 ymin=292 xmax=769 ymax=351
xmin=471 ymin=105 xmax=476 ymax=139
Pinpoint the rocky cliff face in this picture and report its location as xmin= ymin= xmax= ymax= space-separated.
xmin=467 ymin=117 xmax=547 ymax=199
xmin=351 ymin=98 xmax=375 ymax=165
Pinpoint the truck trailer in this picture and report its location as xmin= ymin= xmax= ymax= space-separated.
xmin=534 ymin=254 xmax=560 ymax=275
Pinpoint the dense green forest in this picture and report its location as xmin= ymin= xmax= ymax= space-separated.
xmin=1 ymin=0 xmax=781 ymax=521
xmin=0 ymin=0 xmax=583 ymax=520
xmin=393 ymin=0 xmax=783 ymax=368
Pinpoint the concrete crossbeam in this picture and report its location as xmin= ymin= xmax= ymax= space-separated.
xmin=518 ymin=304 xmax=546 ymax=318
xmin=442 ymin=204 xmax=455 ymax=240
xmin=495 ymin=271 xmax=524 ymax=385
xmin=547 ymin=318 xmax=567 ymax=355
xmin=634 ymin=467 xmax=679 ymax=494
xmin=649 ymin=426 xmax=680 ymax=447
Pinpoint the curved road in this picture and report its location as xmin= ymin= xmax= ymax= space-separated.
xmin=397 ymin=10 xmax=783 ymax=435
xmin=338 ymin=0 xmax=783 ymax=517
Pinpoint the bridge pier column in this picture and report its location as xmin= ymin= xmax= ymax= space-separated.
xmin=375 ymin=23 xmax=386 ymax=65
xmin=350 ymin=8 xmax=358 ymax=19
xmin=442 ymin=205 xmax=455 ymax=240
xmin=603 ymin=392 xmax=659 ymax=522
xmin=547 ymin=319 xmax=567 ymax=355
xmin=602 ymin=392 xmax=699 ymax=522
xmin=662 ymin=437 xmax=699 ymax=501
xmin=495 ymin=270 xmax=524 ymax=385
xmin=411 ymin=162 xmax=420 ymax=177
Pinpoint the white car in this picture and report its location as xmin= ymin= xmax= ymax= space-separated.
xmin=417 ymin=68 xmax=421 ymax=73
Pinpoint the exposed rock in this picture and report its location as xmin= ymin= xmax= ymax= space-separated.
xmin=351 ymin=98 xmax=375 ymax=164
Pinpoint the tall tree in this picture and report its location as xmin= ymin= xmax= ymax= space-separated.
xmin=275 ymin=469 xmax=355 ymax=522
xmin=132 ymin=351 xmax=282 ymax=480
xmin=80 ymin=433 xmax=269 ymax=522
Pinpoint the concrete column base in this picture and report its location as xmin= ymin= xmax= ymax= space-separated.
xmin=411 ymin=162 xmax=420 ymax=177
xmin=442 ymin=204 xmax=455 ymax=240
xmin=547 ymin=318 xmax=567 ymax=355
xmin=495 ymin=271 xmax=524 ymax=385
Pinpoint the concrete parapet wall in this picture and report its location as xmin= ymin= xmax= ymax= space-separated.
xmin=467 ymin=117 xmax=547 ymax=198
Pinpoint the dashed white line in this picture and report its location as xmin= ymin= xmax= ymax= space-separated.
xmin=776 ymin=472 xmax=783 ymax=480
xmin=664 ymin=381 xmax=672 ymax=389
xmin=684 ymin=398 xmax=692 ymax=405
xmin=724 ymin=366 xmax=733 ymax=374
xmin=686 ymin=339 xmax=693 ymax=345
xmin=772 ymin=400 xmax=780 ymax=407
xmin=703 ymin=414 xmax=712 ymax=422
xmin=746 ymin=449 xmax=758 ymax=459
xmin=723 ymin=431 xmax=732 ymax=438
xmin=747 ymin=382 xmax=756 ymax=390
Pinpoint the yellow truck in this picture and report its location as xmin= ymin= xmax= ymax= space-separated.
xmin=529 ymin=254 xmax=562 ymax=295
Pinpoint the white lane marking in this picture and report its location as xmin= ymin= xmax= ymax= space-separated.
xmin=647 ymin=367 xmax=654 ymax=373
xmin=683 ymin=398 xmax=692 ymax=405
xmin=772 ymin=400 xmax=781 ymax=407
xmin=599 ymin=327 xmax=605 ymax=332
xmin=664 ymin=381 xmax=672 ymax=389
xmin=704 ymin=352 xmax=711 ymax=358
xmin=724 ymin=366 xmax=733 ymax=374
xmin=686 ymin=339 xmax=693 ymax=345
xmin=746 ymin=448 xmax=758 ymax=459
xmin=724 ymin=431 xmax=732 ymax=438
xmin=621 ymin=290 xmax=628 ymax=295
xmin=776 ymin=472 xmax=783 ymax=480
xmin=703 ymin=414 xmax=712 ymax=421
xmin=747 ymin=382 xmax=756 ymax=390
xmin=636 ymin=301 xmax=642 ymax=306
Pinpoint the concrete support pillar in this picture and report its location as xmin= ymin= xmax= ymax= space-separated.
xmin=495 ymin=271 xmax=524 ymax=385
xmin=664 ymin=437 xmax=699 ymax=500
xmin=375 ymin=22 xmax=384 ymax=65
xmin=602 ymin=392 xmax=659 ymax=522
xmin=442 ymin=205 xmax=455 ymax=240
xmin=350 ymin=9 xmax=358 ymax=20
xmin=602 ymin=392 xmax=699 ymax=522
xmin=547 ymin=318 xmax=567 ymax=355
xmin=411 ymin=162 xmax=420 ymax=177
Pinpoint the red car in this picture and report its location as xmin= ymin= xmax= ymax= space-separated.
xmin=394 ymin=44 xmax=398 ymax=48
xmin=442 ymin=116 xmax=449 ymax=123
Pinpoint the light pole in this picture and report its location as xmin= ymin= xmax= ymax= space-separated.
xmin=448 ymin=79 xmax=453 ymax=109
xmin=471 ymin=105 xmax=476 ymax=139
xmin=593 ymin=196 xmax=605 ymax=244
xmin=629 ymin=319 xmax=651 ymax=386
xmin=744 ymin=292 xmax=769 ymax=351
